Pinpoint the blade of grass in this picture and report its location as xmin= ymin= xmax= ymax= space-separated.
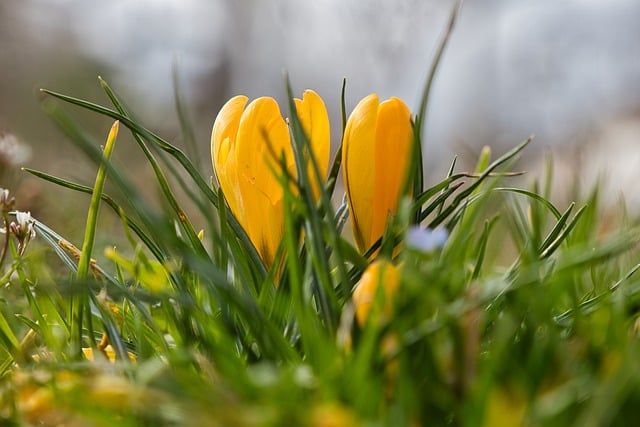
xmin=77 ymin=121 xmax=118 ymax=280
xmin=172 ymin=64 xmax=200 ymax=174
xmin=536 ymin=202 xmax=575 ymax=255
xmin=471 ymin=216 xmax=499 ymax=280
xmin=493 ymin=187 xmax=563 ymax=220
xmin=554 ymin=263 xmax=640 ymax=325
xmin=540 ymin=205 xmax=587 ymax=259
xmin=325 ymin=78 xmax=347 ymax=198
xmin=72 ymin=121 xmax=118 ymax=357
xmin=412 ymin=0 xmax=464 ymax=222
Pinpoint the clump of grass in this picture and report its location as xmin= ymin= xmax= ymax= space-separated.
xmin=2 ymin=5 xmax=640 ymax=427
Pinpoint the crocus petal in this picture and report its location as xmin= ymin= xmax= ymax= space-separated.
xmin=235 ymin=97 xmax=291 ymax=267
xmin=211 ymin=95 xmax=248 ymax=220
xmin=294 ymin=90 xmax=331 ymax=199
xmin=343 ymin=94 xmax=378 ymax=252
xmin=370 ymin=97 xmax=413 ymax=244
xmin=211 ymin=95 xmax=248 ymax=167
xmin=352 ymin=260 xmax=400 ymax=326
xmin=260 ymin=197 xmax=286 ymax=268
xmin=236 ymin=97 xmax=292 ymax=204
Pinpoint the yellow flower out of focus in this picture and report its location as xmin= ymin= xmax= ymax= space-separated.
xmin=309 ymin=402 xmax=360 ymax=427
xmin=342 ymin=94 xmax=413 ymax=253
xmin=211 ymin=90 xmax=330 ymax=268
xmin=352 ymin=260 xmax=400 ymax=326
xmin=82 ymin=345 xmax=137 ymax=363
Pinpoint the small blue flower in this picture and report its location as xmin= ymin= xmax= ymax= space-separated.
xmin=406 ymin=226 xmax=448 ymax=253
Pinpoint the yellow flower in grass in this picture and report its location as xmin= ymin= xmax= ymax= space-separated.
xmin=211 ymin=90 xmax=330 ymax=268
xmin=342 ymin=94 xmax=413 ymax=253
xmin=352 ymin=260 xmax=402 ymax=399
xmin=352 ymin=259 xmax=400 ymax=326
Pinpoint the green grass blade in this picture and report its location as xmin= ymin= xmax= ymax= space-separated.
xmin=77 ymin=121 xmax=118 ymax=280
xmin=493 ymin=187 xmax=563 ymax=220
xmin=325 ymin=78 xmax=347 ymax=198
xmin=471 ymin=217 xmax=499 ymax=280
xmin=172 ymin=65 xmax=201 ymax=174
xmin=540 ymin=205 xmax=587 ymax=259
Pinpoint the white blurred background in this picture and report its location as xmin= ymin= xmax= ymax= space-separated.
xmin=1 ymin=0 xmax=640 ymax=219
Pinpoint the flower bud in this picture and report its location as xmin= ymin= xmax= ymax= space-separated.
xmin=342 ymin=94 xmax=413 ymax=253
xmin=211 ymin=91 xmax=330 ymax=268
xmin=352 ymin=260 xmax=400 ymax=326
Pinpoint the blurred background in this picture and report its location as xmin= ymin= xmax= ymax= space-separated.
xmin=1 ymin=0 xmax=640 ymax=240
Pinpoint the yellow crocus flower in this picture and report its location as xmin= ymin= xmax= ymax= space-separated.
xmin=352 ymin=259 xmax=400 ymax=326
xmin=211 ymin=90 xmax=330 ymax=268
xmin=342 ymin=94 xmax=413 ymax=253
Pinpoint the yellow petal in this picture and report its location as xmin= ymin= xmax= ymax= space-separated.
xmin=343 ymin=94 xmax=378 ymax=252
xmin=235 ymin=97 xmax=291 ymax=267
xmin=236 ymin=97 xmax=292 ymax=203
xmin=294 ymin=90 xmax=331 ymax=200
xmin=259 ymin=196 xmax=286 ymax=268
xmin=370 ymin=97 xmax=413 ymax=243
xmin=352 ymin=260 xmax=400 ymax=326
xmin=211 ymin=95 xmax=248 ymax=220
xmin=212 ymin=95 xmax=247 ymax=163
